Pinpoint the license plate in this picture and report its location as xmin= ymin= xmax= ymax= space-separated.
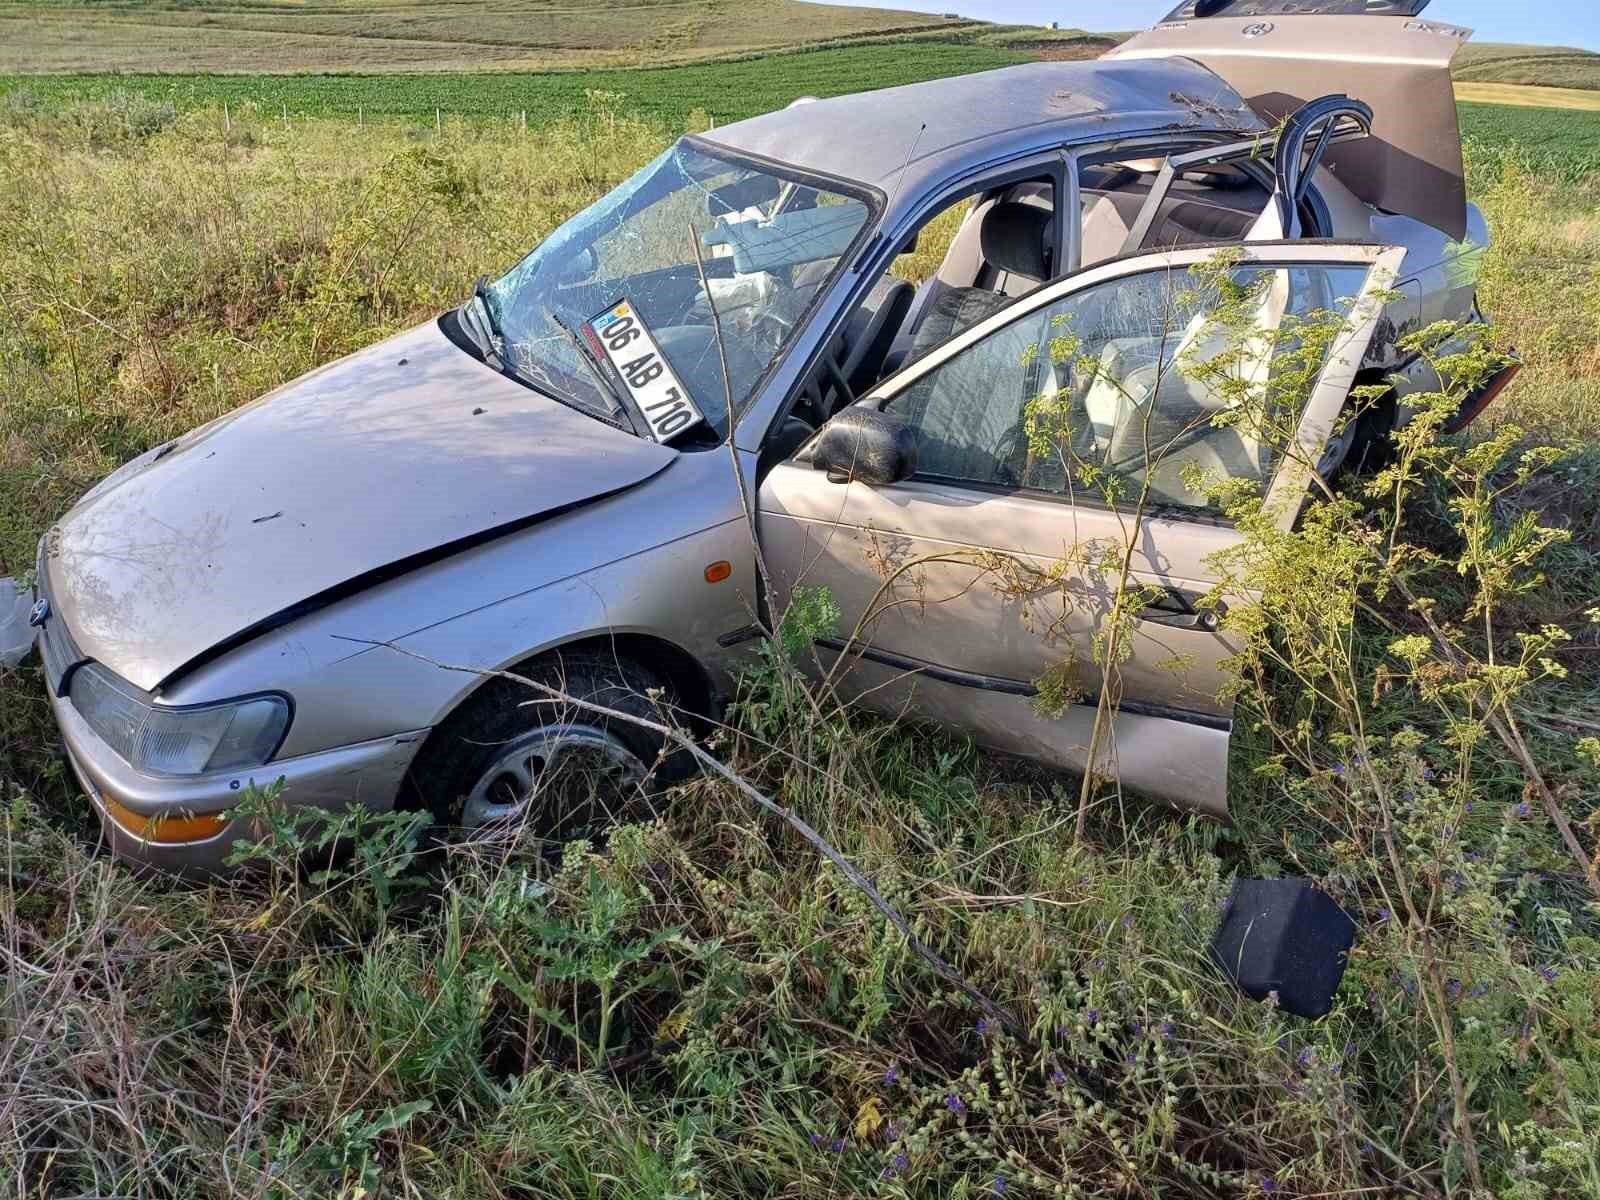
xmin=587 ymin=300 xmax=705 ymax=442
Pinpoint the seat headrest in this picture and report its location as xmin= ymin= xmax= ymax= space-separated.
xmin=979 ymin=202 xmax=1053 ymax=281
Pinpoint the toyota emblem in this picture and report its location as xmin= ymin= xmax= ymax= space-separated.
xmin=1242 ymin=21 xmax=1275 ymax=37
xmin=28 ymin=598 xmax=50 ymax=628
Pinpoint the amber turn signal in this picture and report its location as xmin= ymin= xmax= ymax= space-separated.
xmin=704 ymin=560 xmax=732 ymax=583
xmin=102 ymin=795 xmax=230 ymax=844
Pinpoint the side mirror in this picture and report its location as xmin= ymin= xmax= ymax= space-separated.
xmin=809 ymin=407 xmax=917 ymax=487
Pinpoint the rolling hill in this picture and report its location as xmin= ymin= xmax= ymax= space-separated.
xmin=0 ymin=0 xmax=978 ymax=74
xmin=1453 ymin=42 xmax=1600 ymax=91
xmin=6 ymin=0 xmax=1591 ymax=88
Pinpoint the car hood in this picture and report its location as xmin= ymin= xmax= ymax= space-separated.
xmin=45 ymin=320 xmax=674 ymax=693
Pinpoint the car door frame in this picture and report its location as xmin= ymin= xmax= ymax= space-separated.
xmin=756 ymin=239 xmax=1406 ymax=813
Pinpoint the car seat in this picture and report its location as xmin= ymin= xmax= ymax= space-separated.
xmin=887 ymin=198 xmax=1056 ymax=375
xmin=1083 ymin=258 xmax=1290 ymax=505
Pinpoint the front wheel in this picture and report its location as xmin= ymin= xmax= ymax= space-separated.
xmin=408 ymin=651 xmax=682 ymax=843
xmin=1319 ymin=390 xmax=1396 ymax=480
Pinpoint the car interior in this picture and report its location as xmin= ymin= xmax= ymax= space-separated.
xmin=768 ymin=97 xmax=1373 ymax=467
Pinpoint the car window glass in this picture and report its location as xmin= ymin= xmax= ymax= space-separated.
xmin=487 ymin=141 xmax=871 ymax=440
xmin=884 ymin=260 xmax=1373 ymax=516
xmin=1078 ymin=156 xmax=1272 ymax=268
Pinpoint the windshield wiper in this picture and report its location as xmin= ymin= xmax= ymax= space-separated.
xmin=543 ymin=307 xmax=645 ymax=438
xmin=466 ymin=276 xmax=505 ymax=363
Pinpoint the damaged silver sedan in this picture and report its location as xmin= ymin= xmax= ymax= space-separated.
xmin=23 ymin=2 xmax=1516 ymax=870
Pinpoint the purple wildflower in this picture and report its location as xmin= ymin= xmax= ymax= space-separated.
xmin=1296 ymin=1048 xmax=1312 ymax=1069
xmin=946 ymin=1094 xmax=966 ymax=1115
xmin=1465 ymin=801 xmax=1474 ymax=812
xmin=1401 ymin=790 xmax=1416 ymax=802
xmin=1468 ymin=981 xmax=1490 ymax=999
xmin=1517 ymin=801 xmax=1531 ymax=817
xmin=1446 ymin=978 xmax=1463 ymax=998
xmin=1091 ymin=958 xmax=1106 ymax=973
xmin=994 ymin=1176 xmax=1007 ymax=1195
xmin=1423 ymin=767 xmax=1436 ymax=780
xmin=1333 ymin=762 xmax=1348 ymax=777
xmin=1262 ymin=1177 xmax=1279 ymax=1193
xmin=1086 ymin=1009 xmax=1100 ymax=1025
xmin=1441 ymin=825 xmax=1454 ymax=840
xmin=1121 ymin=913 xmax=1134 ymax=929
xmin=1539 ymin=965 xmax=1559 ymax=983
xmin=809 ymin=1133 xmax=824 ymax=1149
xmin=1376 ymin=908 xmax=1390 ymax=923
xmin=1161 ymin=1020 xmax=1176 ymax=1039
xmin=975 ymin=1018 xmax=989 ymax=1037
xmin=1050 ymin=1068 xmax=1067 ymax=1086
xmin=886 ymin=1120 xmax=904 ymax=1142
xmin=829 ymin=1137 xmax=846 ymax=1153
xmin=883 ymin=1062 xmax=900 ymax=1086
xmin=1343 ymin=1040 xmax=1356 ymax=1057
xmin=880 ymin=1153 xmax=910 ymax=1181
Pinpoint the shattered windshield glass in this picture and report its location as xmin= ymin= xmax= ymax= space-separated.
xmin=483 ymin=140 xmax=873 ymax=441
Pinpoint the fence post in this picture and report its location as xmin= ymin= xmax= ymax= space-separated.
xmin=282 ymin=101 xmax=288 ymax=127
xmin=435 ymin=107 xmax=441 ymax=135
xmin=358 ymin=105 xmax=363 ymax=129
xmin=223 ymin=101 xmax=230 ymax=133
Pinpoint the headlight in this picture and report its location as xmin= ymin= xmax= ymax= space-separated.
xmin=69 ymin=664 xmax=290 ymax=776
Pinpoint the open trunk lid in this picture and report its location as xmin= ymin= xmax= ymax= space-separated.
xmin=1106 ymin=13 xmax=1472 ymax=239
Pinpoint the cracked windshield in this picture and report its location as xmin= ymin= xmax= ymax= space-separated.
xmin=480 ymin=140 xmax=871 ymax=441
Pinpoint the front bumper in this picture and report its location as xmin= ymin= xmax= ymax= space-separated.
xmin=49 ymin=683 xmax=427 ymax=874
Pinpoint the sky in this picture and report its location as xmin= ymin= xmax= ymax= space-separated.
xmin=830 ymin=0 xmax=1600 ymax=51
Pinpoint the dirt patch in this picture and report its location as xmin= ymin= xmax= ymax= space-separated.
xmin=1027 ymin=39 xmax=1115 ymax=62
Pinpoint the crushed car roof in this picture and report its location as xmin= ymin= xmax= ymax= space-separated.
xmin=700 ymin=59 xmax=1266 ymax=209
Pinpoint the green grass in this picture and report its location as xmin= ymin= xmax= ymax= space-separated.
xmin=1460 ymin=100 xmax=1600 ymax=176
xmin=3 ymin=48 xmax=1598 ymax=174
xmin=0 ymin=42 xmax=1034 ymax=125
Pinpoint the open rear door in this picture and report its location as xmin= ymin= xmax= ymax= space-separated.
xmin=1106 ymin=13 xmax=1472 ymax=239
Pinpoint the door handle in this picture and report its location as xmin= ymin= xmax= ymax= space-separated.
xmin=1138 ymin=589 xmax=1224 ymax=633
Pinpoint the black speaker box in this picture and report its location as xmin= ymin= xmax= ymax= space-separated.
xmin=1210 ymin=878 xmax=1358 ymax=1019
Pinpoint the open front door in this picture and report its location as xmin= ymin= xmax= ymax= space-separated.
xmin=757 ymin=242 xmax=1404 ymax=815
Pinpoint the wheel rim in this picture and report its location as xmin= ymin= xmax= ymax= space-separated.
xmin=1318 ymin=421 xmax=1356 ymax=477
xmin=461 ymin=723 xmax=649 ymax=835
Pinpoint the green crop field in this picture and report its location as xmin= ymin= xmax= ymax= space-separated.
xmin=4 ymin=43 xmax=1599 ymax=177
xmin=1459 ymin=100 xmax=1600 ymax=177
xmin=0 ymin=42 xmax=1037 ymax=126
